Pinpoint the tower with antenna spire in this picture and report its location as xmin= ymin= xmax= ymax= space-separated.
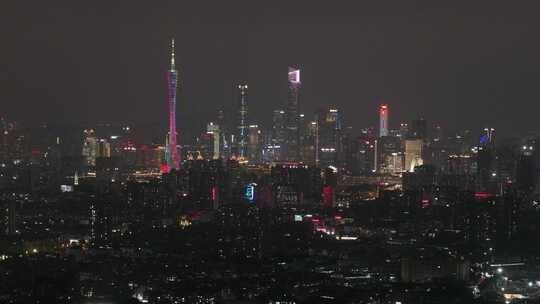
xmin=164 ymin=38 xmax=180 ymax=172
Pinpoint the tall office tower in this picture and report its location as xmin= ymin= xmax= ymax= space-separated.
xmin=247 ymin=125 xmax=261 ymax=163
xmin=346 ymin=134 xmax=376 ymax=175
xmin=298 ymin=114 xmax=307 ymax=153
xmin=237 ymin=84 xmax=249 ymax=159
xmin=327 ymin=107 xmax=342 ymax=164
xmin=379 ymin=104 xmax=389 ymax=137
xmin=399 ymin=123 xmax=409 ymax=138
xmin=377 ymin=136 xmax=403 ymax=174
xmin=97 ymin=138 xmax=111 ymax=158
xmin=285 ymin=66 xmax=301 ymax=160
xmin=82 ymin=129 xmax=98 ymax=167
xmin=207 ymin=122 xmax=221 ymax=159
xmin=165 ymin=38 xmax=180 ymax=172
xmin=272 ymin=109 xmax=286 ymax=160
xmin=328 ymin=107 xmax=341 ymax=131
xmin=298 ymin=114 xmax=316 ymax=164
xmin=404 ymin=139 xmax=424 ymax=172
xmin=315 ymin=106 xmax=342 ymax=168
xmin=409 ymin=118 xmax=427 ymax=140
xmin=216 ymin=107 xmax=230 ymax=159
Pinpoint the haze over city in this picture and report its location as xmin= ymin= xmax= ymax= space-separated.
xmin=2 ymin=1 xmax=540 ymax=304
xmin=3 ymin=1 xmax=540 ymax=137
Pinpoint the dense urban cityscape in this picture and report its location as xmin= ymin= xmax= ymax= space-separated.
xmin=4 ymin=2 xmax=540 ymax=304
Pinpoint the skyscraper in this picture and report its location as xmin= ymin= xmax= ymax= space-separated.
xmin=207 ymin=122 xmax=221 ymax=159
xmin=298 ymin=113 xmax=316 ymax=165
xmin=237 ymin=84 xmax=249 ymax=159
xmin=216 ymin=107 xmax=230 ymax=159
xmin=316 ymin=107 xmax=342 ymax=168
xmin=272 ymin=109 xmax=286 ymax=146
xmin=405 ymin=139 xmax=423 ymax=172
xmin=82 ymin=129 xmax=98 ymax=167
xmin=377 ymin=136 xmax=403 ymax=173
xmin=263 ymin=109 xmax=285 ymax=163
xmin=285 ymin=66 xmax=301 ymax=161
xmin=248 ymin=124 xmax=261 ymax=163
xmin=379 ymin=104 xmax=389 ymax=137
xmin=409 ymin=118 xmax=427 ymax=140
xmin=165 ymin=38 xmax=180 ymax=172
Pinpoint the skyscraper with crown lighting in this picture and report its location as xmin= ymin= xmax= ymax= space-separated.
xmin=379 ymin=104 xmax=389 ymax=137
xmin=285 ymin=66 xmax=301 ymax=160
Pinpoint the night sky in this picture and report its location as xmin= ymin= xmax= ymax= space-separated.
xmin=2 ymin=1 xmax=540 ymax=137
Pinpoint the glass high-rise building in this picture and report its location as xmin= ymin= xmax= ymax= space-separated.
xmin=285 ymin=66 xmax=301 ymax=161
xmin=237 ymin=84 xmax=249 ymax=159
xmin=316 ymin=107 xmax=341 ymax=168
xmin=409 ymin=118 xmax=427 ymax=140
xmin=379 ymin=104 xmax=389 ymax=137
xmin=248 ymin=125 xmax=262 ymax=163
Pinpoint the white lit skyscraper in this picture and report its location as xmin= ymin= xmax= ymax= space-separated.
xmin=237 ymin=84 xmax=249 ymax=159
xmin=207 ymin=122 xmax=221 ymax=159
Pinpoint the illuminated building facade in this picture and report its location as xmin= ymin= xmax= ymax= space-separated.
xmin=379 ymin=104 xmax=389 ymax=137
xmin=216 ymin=108 xmax=229 ymax=159
xmin=237 ymin=84 xmax=249 ymax=159
xmin=98 ymin=139 xmax=111 ymax=158
xmin=207 ymin=122 xmax=221 ymax=159
xmin=82 ymin=129 xmax=98 ymax=167
xmin=298 ymin=114 xmax=317 ymax=165
xmin=316 ymin=107 xmax=342 ymax=168
xmin=247 ymin=125 xmax=261 ymax=163
xmin=285 ymin=66 xmax=301 ymax=161
xmin=165 ymin=38 xmax=180 ymax=172
xmin=405 ymin=139 xmax=424 ymax=172
xmin=378 ymin=136 xmax=403 ymax=173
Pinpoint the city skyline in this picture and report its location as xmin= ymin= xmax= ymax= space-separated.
xmin=3 ymin=2 xmax=540 ymax=137
xmin=3 ymin=2 xmax=540 ymax=303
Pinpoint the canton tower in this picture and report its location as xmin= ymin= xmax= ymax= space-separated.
xmin=165 ymin=38 xmax=180 ymax=172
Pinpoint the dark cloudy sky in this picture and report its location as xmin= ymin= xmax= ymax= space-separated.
xmin=2 ymin=1 xmax=540 ymax=137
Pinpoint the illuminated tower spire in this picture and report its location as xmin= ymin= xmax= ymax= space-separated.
xmin=164 ymin=38 xmax=180 ymax=172
xmin=237 ymin=83 xmax=249 ymax=159
xmin=379 ymin=104 xmax=389 ymax=137
xmin=170 ymin=38 xmax=176 ymax=69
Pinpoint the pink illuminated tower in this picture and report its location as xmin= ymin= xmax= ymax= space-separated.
xmin=164 ymin=38 xmax=180 ymax=172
